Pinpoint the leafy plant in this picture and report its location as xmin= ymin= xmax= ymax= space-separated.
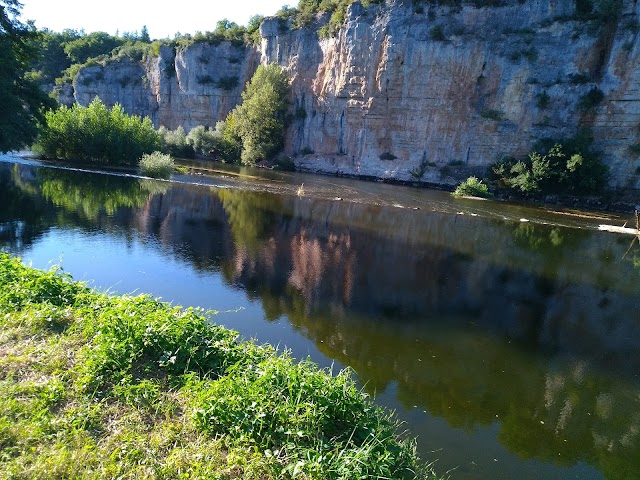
xmin=159 ymin=125 xmax=194 ymax=158
xmin=480 ymin=109 xmax=504 ymax=121
xmin=139 ymin=151 xmax=175 ymax=179
xmin=0 ymin=1 xmax=56 ymax=152
xmin=492 ymin=133 xmax=608 ymax=195
xmin=0 ymin=253 xmax=437 ymax=480
xmin=452 ymin=177 xmax=492 ymax=198
xmin=409 ymin=157 xmax=432 ymax=179
xmin=215 ymin=76 xmax=239 ymax=90
xmin=35 ymin=98 xmax=161 ymax=164
xmin=536 ymin=91 xmax=551 ymax=110
xmin=196 ymin=75 xmax=215 ymax=85
xmin=578 ymin=87 xmax=604 ymax=112
xmin=429 ymin=25 xmax=447 ymax=41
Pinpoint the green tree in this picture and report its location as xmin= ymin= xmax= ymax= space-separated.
xmin=0 ymin=0 xmax=55 ymax=152
xmin=63 ymin=31 xmax=123 ymax=65
xmin=29 ymin=28 xmax=80 ymax=87
xmin=139 ymin=25 xmax=150 ymax=43
xmin=228 ymin=64 xmax=289 ymax=165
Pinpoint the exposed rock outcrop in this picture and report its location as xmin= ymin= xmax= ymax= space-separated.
xmin=67 ymin=0 xmax=640 ymax=188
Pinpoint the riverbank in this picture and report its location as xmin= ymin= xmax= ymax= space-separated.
xmin=0 ymin=253 xmax=437 ymax=479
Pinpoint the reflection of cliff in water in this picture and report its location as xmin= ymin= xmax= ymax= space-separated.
xmin=134 ymin=185 xmax=640 ymax=477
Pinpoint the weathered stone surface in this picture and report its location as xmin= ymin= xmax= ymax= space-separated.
xmin=72 ymin=43 xmax=259 ymax=131
xmin=69 ymin=0 xmax=640 ymax=188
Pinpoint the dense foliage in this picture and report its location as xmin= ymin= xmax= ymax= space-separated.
xmin=35 ymin=98 xmax=161 ymax=164
xmin=226 ymin=64 xmax=289 ymax=165
xmin=276 ymin=0 xmax=383 ymax=37
xmin=452 ymin=176 xmax=492 ymax=198
xmin=138 ymin=151 xmax=175 ymax=178
xmin=0 ymin=253 xmax=437 ymax=479
xmin=492 ymin=134 xmax=608 ymax=195
xmin=0 ymin=0 xmax=55 ymax=152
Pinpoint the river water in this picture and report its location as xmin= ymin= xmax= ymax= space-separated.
xmin=1 ymin=153 xmax=639 ymax=480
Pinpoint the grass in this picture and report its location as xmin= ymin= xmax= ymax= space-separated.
xmin=0 ymin=253 xmax=436 ymax=479
xmin=139 ymin=151 xmax=175 ymax=179
xmin=452 ymin=177 xmax=493 ymax=198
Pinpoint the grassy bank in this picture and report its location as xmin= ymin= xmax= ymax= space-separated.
xmin=0 ymin=253 xmax=436 ymax=479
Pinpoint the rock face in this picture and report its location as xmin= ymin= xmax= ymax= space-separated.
xmin=73 ymin=43 xmax=259 ymax=131
xmin=68 ymin=0 xmax=640 ymax=188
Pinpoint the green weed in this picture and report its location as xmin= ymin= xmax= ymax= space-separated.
xmin=0 ymin=253 xmax=439 ymax=479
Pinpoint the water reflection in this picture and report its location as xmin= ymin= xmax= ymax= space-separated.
xmin=1 ymin=158 xmax=639 ymax=480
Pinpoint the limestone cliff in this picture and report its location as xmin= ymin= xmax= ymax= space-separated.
xmin=67 ymin=0 xmax=640 ymax=188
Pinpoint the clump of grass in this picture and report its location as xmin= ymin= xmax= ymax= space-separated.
xmin=452 ymin=176 xmax=493 ymax=198
xmin=0 ymin=253 xmax=437 ymax=479
xmin=139 ymin=151 xmax=175 ymax=179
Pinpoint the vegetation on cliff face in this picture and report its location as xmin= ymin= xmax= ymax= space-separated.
xmin=0 ymin=253 xmax=436 ymax=479
xmin=0 ymin=0 xmax=55 ymax=152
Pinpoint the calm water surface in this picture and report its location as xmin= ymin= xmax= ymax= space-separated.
xmin=1 ymin=153 xmax=639 ymax=480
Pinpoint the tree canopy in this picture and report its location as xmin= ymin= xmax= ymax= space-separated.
xmin=0 ymin=0 xmax=54 ymax=152
xmin=228 ymin=64 xmax=289 ymax=165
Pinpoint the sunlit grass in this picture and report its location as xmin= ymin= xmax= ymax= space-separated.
xmin=0 ymin=253 xmax=439 ymax=479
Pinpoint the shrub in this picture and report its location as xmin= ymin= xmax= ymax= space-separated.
xmin=578 ymin=87 xmax=604 ymax=112
xmin=429 ymin=25 xmax=447 ymax=41
xmin=492 ymin=133 xmax=608 ymax=195
xmin=480 ymin=109 xmax=504 ymax=120
xmin=35 ymin=98 xmax=161 ymax=165
xmin=215 ymin=76 xmax=239 ymax=90
xmin=186 ymin=123 xmax=240 ymax=161
xmin=186 ymin=125 xmax=220 ymax=156
xmin=139 ymin=151 xmax=175 ymax=179
xmin=159 ymin=126 xmax=194 ymax=158
xmin=568 ymin=72 xmax=591 ymax=84
xmin=410 ymin=157 xmax=431 ymax=179
xmin=452 ymin=177 xmax=492 ymax=198
xmin=196 ymin=75 xmax=215 ymax=85
xmin=300 ymin=146 xmax=314 ymax=155
xmin=536 ymin=91 xmax=551 ymax=110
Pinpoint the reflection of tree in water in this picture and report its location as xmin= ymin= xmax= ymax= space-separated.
xmin=512 ymin=222 xmax=575 ymax=251
xmin=277 ymin=308 xmax=640 ymax=479
xmin=37 ymin=169 xmax=167 ymax=220
xmin=218 ymin=188 xmax=285 ymax=254
xmin=0 ymin=164 xmax=52 ymax=252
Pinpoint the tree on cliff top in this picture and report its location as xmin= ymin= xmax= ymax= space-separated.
xmin=0 ymin=0 xmax=55 ymax=152
xmin=227 ymin=64 xmax=289 ymax=165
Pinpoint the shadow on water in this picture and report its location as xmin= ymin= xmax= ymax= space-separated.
xmin=2 ymin=155 xmax=640 ymax=480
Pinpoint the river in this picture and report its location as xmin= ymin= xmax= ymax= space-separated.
xmin=1 ymin=153 xmax=639 ymax=480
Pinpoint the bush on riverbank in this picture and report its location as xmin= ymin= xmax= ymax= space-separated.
xmin=0 ymin=253 xmax=436 ymax=479
xmin=139 ymin=151 xmax=175 ymax=178
xmin=34 ymin=98 xmax=161 ymax=164
xmin=452 ymin=176 xmax=492 ymax=198
xmin=492 ymin=134 xmax=608 ymax=195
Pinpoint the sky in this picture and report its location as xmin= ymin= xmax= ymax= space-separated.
xmin=19 ymin=0 xmax=289 ymax=39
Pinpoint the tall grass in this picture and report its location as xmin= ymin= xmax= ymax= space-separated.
xmin=0 ymin=253 xmax=439 ymax=479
